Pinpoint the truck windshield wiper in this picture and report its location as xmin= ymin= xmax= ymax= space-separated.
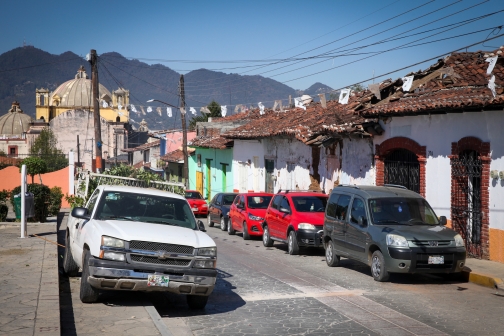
xmin=143 ymin=220 xmax=176 ymax=226
xmin=101 ymin=216 xmax=134 ymax=221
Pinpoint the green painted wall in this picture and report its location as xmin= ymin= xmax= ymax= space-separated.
xmin=189 ymin=147 xmax=233 ymax=200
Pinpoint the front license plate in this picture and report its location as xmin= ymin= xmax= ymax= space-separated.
xmin=428 ymin=256 xmax=444 ymax=264
xmin=192 ymin=207 xmax=198 ymax=211
xmin=147 ymin=275 xmax=170 ymax=287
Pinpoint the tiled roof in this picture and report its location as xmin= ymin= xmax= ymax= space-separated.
xmin=362 ymin=49 xmax=504 ymax=116
xmin=189 ymin=136 xmax=234 ymax=149
xmin=160 ymin=148 xmax=195 ymax=162
xmin=121 ymin=139 xmax=160 ymax=152
xmin=222 ymin=99 xmax=371 ymax=144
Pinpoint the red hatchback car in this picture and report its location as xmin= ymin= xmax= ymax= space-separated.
xmin=262 ymin=190 xmax=328 ymax=255
xmin=228 ymin=193 xmax=274 ymax=240
xmin=184 ymin=190 xmax=208 ymax=217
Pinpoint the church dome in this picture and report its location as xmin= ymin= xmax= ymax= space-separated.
xmin=50 ymin=66 xmax=112 ymax=107
xmin=0 ymin=101 xmax=33 ymax=137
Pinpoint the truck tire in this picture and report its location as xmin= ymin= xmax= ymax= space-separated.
xmin=63 ymin=232 xmax=79 ymax=277
xmin=187 ymin=295 xmax=209 ymax=310
xmin=80 ymin=250 xmax=99 ymax=303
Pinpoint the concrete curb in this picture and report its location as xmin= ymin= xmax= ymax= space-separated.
xmin=462 ymin=266 xmax=504 ymax=291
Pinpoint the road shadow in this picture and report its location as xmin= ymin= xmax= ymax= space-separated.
xmin=153 ymin=268 xmax=246 ymax=317
xmin=333 ymin=257 xmax=469 ymax=285
xmin=271 ymin=242 xmax=326 ymax=257
xmin=56 ymin=211 xmax=78 ymax=336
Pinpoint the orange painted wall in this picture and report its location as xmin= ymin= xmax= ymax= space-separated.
xmin=0 ymin=166 xmax=70 ymax=208
xmin=489 ymin=228 xmax=504 ymax=263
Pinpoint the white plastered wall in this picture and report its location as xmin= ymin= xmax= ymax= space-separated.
xmin=373 ymin=110 xmax=504 ymax=230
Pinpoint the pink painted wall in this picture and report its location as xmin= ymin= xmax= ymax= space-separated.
xmin=0 ymin=166 xmax=70 ymax=207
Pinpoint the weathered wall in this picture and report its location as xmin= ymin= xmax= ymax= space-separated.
xmin=0 ymin=139 xmax=29 ymax=156
xmin=50 ymin=110 xmax=126 ymax=171
xmin=374 ymin=110 xmax=504 ymax=262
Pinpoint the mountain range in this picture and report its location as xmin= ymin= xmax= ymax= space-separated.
xmin=0 ymin=46 xmax=333 ymax=129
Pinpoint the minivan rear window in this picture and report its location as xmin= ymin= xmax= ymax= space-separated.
xmin=369 ymin=198 xmax=439 ymax=225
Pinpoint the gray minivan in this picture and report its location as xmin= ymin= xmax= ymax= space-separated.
xmin=322 ymin=185 xmax=466 ymax=282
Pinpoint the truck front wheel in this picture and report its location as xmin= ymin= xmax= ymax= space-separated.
xmin=63 ymin=232 xmax=79 ymax=277
xmin=80 ymin=250 xmax=99 ymax=303
xmin=187 ymin=295 xmax=209 ymax=310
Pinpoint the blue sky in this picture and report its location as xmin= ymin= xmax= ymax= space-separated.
xmin=1 ymin=0 xmax=504 ymax=92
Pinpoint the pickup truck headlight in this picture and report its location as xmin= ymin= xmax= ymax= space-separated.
xmin=193 ymin=260 xmax=216 ymax=268
xmin=454 ymin=234 xmax=465 ymax=247
xmin=298 ymin=223 xmax=316 ymax=230
xmin=197 ymin=247 xmax=216 ymax=257
xmin=386 ymin=234 xmax=409 ymax=247
xmin=101 ymin=236 xmax=125 ymax=248
xmin=103 ymin=252 xmax=125 ymax=262
xmin=248 ymin=213 xmax=264 ymax=221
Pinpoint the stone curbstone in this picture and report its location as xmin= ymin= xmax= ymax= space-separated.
xmin=462 ymin=266 xmax=504 ymax=291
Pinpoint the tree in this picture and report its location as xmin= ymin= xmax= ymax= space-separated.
xmin=189 ymin=101 xmax=222 ymax=131
xmin=30 ymin=127 xmax=67 ymax=172
xmin=21 ymin=156 xmax=47 ymax=184
xmin=350 ymin=84 xmax=365 ymax=92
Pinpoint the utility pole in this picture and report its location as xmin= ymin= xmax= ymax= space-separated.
xmin=90 ymin=49 xmax=102 ymax=173
xmin=114 ymin=132 xmax=118 ymax=167
xmin=77 ymin=135 xmax=81 ymax=167
xmin=179 ymin=75 xmax=189 ymax=188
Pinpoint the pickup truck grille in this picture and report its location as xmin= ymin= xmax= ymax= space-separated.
xmin=131 ymin=255 xmax=191 ymax=266
xmin=130 ymin=241 xmax=194 ymax=254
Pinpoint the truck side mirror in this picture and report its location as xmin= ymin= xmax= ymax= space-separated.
xmin=71 ymin=207 xmax=90 ymax=220
xmin=197 ymin=220 xmax=206 ymax=232
xmin=357 ymin=216 xmax=367 ymax=227
xmin=439 ymin=216 xmax=447 ymax=226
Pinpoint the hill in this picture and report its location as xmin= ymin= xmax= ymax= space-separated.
xmin=0 ymin=47 xmax=332 ymax=129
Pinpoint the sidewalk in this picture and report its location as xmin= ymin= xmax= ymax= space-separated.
xmin=0 ymin=213 xmax=63 ymax=336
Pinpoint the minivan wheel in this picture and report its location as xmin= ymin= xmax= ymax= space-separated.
xmin=325 ymin=240 xmax=340 ymax=267
xmin=227 ymin=218 xmax=235 ymax=235
xmin=263 ymin=225 xmax=273 ymax=247
xmin=220 ymin=216 xmax=227 ymax=231
xmin=371 ymin=250 xmax=390 ymax=282
xmin=207 ymin=214 xmax=214 ymax=227
xmin=242 ymin=222 xmax=251 ymax=240
xmin=287 ymin=231 xmax=300 ymax=255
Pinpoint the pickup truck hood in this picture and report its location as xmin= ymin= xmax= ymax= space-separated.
xmin=95 ymin=219 xmax=215 ymax=248
xmin=380 ymin=225 xmax=458 ymax=241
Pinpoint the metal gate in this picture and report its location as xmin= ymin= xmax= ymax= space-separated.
xmin=384 ymin=149 xmax=420 ymax=193
xmin=451 ymin=150 xmax=482 ymax=257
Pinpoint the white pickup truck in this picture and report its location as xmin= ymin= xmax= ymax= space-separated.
xmin=63 ymin=185 xmax=217 ymax=309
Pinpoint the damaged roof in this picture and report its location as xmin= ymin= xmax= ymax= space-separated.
xmin=121 ymin=139 xmax=160 ymax=152
xmin=222 ymin=99 xmax=372 ymax=144
xmin=189 ymin=136 xmax=234 ymax=149
xmin=160 ymin=148 xmax=195 ymax=163
xmin=362 ymin=48 xmax=504 ymax=116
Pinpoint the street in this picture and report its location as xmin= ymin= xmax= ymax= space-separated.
xmin=58 ymin=221 xmax=504 ymax=336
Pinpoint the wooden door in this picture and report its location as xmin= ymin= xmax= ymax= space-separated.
xmin=196 ymin=171 xmax=203 ymax=195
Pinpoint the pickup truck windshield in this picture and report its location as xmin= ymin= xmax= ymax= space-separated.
xmin=94 ymin=191 xmax=197 ymax=229
xmin=369 ymin=197 xmax=439 ymax=225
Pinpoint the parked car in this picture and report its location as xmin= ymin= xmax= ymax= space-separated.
xmin=228 ymin=193 xmax=274 ymax=239
xmin=185 ymin=190 xmax=208 ymax=217
xmin=262 ymin=190 xmax=328 ymax=255
xmin=207 ymin=192 xmax=238 ymax=231
xmin=64 ymin=185 xmax=217 ymax=309
xmin=322 ymin=184 xmax=466 ymax=282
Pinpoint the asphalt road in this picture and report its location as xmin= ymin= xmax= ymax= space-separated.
xmin=59 ymin=222 xmax=504 ymax=336
xmin=155 ymin=225 xmax=504 ymax=336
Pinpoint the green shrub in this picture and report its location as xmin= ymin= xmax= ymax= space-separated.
xmin=65 ymin=194 xmax=85 ymax=209
xmin=0 ymin=189 xmax=9 ymax=221
xmin=11 ymin=184 xmax=51 ymax=223
xmin=48 ymin=186 xmax=63 ymax=216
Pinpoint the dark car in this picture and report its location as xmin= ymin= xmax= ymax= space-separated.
xmin=323 ymin=185 xmax=466 ymax=282
xmin=207 ymin=193 xmax=238 ymax=231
